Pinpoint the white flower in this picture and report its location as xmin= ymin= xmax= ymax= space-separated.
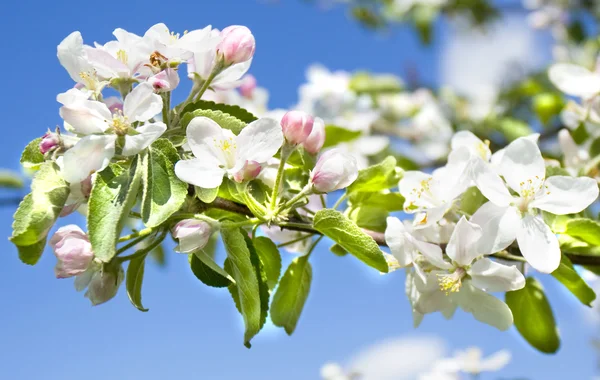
xmin=57 ymin=32 xmax=106 ymax=93
xmin=434 ymin=347 xmax=511 ymax=376
xmin=472 ymin=136 xmax=599 ymax=273
xmin=143 ymin=23 xmax=216 ymax=64
xmin=415 ymin=217 xmax=525 ymax=330
xmin=385 ymin=217 xmax=444 ymax=268
xmin=175 ymin=116 xmax=283 ymax=189
xmin=310 ymin=149 xmax=359 ymax=193
xmin=172 ymin=219 xmax=213 ymax=253
xmin=549 ymin=62 xmax=600 ymax=100
xmin=59 ymin=82 xmax=166 ymax=183
xmin=399 ymin=161 xmax=470 ymax=228
xmin=558 ymin=129 xmax=590 ymax=176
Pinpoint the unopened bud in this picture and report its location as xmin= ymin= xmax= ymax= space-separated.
xmin=281 ymin=111 xmax=314 ymax=146
xmin=172 ymin=219 xmax=213 ymax=253
xmin=310 ymin=149 xmax=358 ymax=193
xmin=217 ymin=25 xmax=256 ymax=66
xmin=50 ymin=225 xmax=94 ymax=278
xmin=303 ymin=117 xmax=325 ymax=154
xmin=239 ymin=75 xmax=257 ymax=98
xmin=40 ymin=131 xmax=60 ymax=154
xmin=233 ymin=160 xmax=262 ymax=183
xmin=85 ymin=265 xmax=124 ymax=306
xmin=148 ymin=68 xmax=180 ymax=92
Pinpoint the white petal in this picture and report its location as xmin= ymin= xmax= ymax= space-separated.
xmin=399 ymin=171 xmax=431 ymax=204
xmin=122 ymin=122 xmax=166 ymax=156
xmin=59 ymin=101 xmax=112 ymax=135
xmin=174 ymin=156 xmax=225 ymax=189
xmin=85 ymin=46 xmax=129 ymax=79
xmin=186 ymin=116 xmax=226 ymax=160
xmin=469 ymin=258 xmax=526 ymax=292
xmin=123 ymin=82 xmax=163 ymax=122
xmin=549 ymin=63 xmax=600 ymax=99
xmin=451 ymin=130 xmax=490 ymax=161
xmin=516 ymin=215 xmax=561 ymax=273
xmin=235 ymin=118 xmax=284 ymax=166
xmin=384 ymin=217 xmax=413 ymax=266
xmin=500 ymin=137 xmax=546 ymax=195
xmin=57 ymin=31 xmax=92 ymax=84
xmin=415 ymin=289 xmax=455 ymax=314
xmin=62 ymin=135 xmax=116 ymax=183
xmin=479 ymin=350 xmax=511 ymax=372
xmin=455 ymin=281 xmax=513 ymax=331
xmin=472 ymin=159 xmax=512 ymax=206
xmin=530 ymin=176 xmax=599 ymax=215
xmin=212 ymin=59 xmax=252 ymax=90
xmin=412 ymin=238 xmax=451 ymax=270
xmin=446 ymin=217 xmax=482 ymax=266
xmin=471 ymin=202 xmax=520 ymax=254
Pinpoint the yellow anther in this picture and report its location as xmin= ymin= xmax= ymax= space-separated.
xmin=116 ymin=49 xmax=128 ymax=64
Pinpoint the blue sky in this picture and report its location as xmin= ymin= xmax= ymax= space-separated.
xmin=0 ymin=1 xmax=598 ymax=379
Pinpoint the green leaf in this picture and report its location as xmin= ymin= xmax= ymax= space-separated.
xmin=330 ymin=244 xmax=348 ymax=257
xmin=190 ymin=250 xmax=235 ymax=288
xmin=543 ymin=211 xmax=570 ymax=234
xmin=10 ymin=162 xmax=69 ymax=254
xmin=349 ymin=72 xmax=403 ymax=94
xmin=20 ymin=138 xmax=44 ymax=170
xmin=181 ymin=108 xmax=247 ymax=135
xmin=572 ymin=122 xmax=589 ymax=144
xmin=253 ymin=236 xmax=282 ymax=290
xmin=497 ymin=118 xmax=534 ymax=142
xmin=322 ymin=126 xmax=362 ymax=149
xmin=271 ymin=256 xmax=312 ymax=335
xmin=313 ymin=209 xmax=388 ymax=272
xmin=221 ymin=228 xmax=268 ymax=347
xmin=348 ymin=156 xmax=399 ymax=194
xmin=88 ymin=159 xmax=143 ymax=263
xmin=16 ymin=238 xmax=47 ymax=266
xmin=460 ymin=187 xmax=486 ymax=216
xmin=505 ymin=277 xmax=560 ymax=354
xmin=349 ymin=191 xmax=404 ymax=212
xmin=545 ymin=165 xmax=570 ymax=177
xmin=0 ymin=170 xmax=23 ymax=188
xmin=196 ymin=186 xmax=219 ymax=203
xmin=126 ymin=255 xmax=149 ymax=312
xmin=149 ymin=243 xmax=166 ymax=267
xmin=181 ymin=100 xmax=258 ymax=124
xmin=551 ymin=255 xmax=596 ymax=306
xmin=349 ymin=206 xmax=388 ymax=232
xmin=141 ymin=139 xmax=187 ymax=227
xmin=565 ymin=218 xmax=600 ymax=246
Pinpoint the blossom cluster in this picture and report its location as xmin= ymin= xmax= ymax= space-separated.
xmin=9 ymin=19 xmax=600 ymax=352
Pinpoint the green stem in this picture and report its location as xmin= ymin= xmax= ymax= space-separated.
xmin=275 ymin=185 xmax=312 ymax=214
xmin=222 ymin=218 xmax=261 ymax=229
xmin=194 ymin=62 xmax=223 ymax=102
xmin=162 ymin=91 xmax=171 ymax=127
xmin=118 ymin=227 xmax=155 ymax=243
xmin=116 ymin=231 xmax=167 ymax=263
xmin=269 ymin=145 xmax=294 ymax=212
xmin=332 ymin=193 xmax=348 ymax=210
xmin=277 ymin=233 xmax=315 ymax=248
xmin=116 ymin=233 xmax=155 ymax=256
xmin=491 ymin=251 xmax=527 ymax=263
xmin=305 ymin=236 xmax=324 ymax=258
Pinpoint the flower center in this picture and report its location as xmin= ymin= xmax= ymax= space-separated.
xmin=476 ymin=139 xmax=490 ymax=160
xmin=516 ymin=176 xmax=548 ymax=212
xmin=79 ymin=70 xmax=100 ymax=91
xmin=437 ymin=267 xmax=466 ymax=295
xmin=405 ymin=178 xmax=436 ymax=213
xmin=111 ymin=112 xmax=130 ymax=135
xmin=214 ymin=137 xmax=237 ymax=168
xmin=116 ymin=49 xmax=128 ymax=65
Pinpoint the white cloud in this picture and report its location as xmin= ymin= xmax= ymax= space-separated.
xmin=346 ymin=335 xmax=447 ymax=380
xmin=439 ymin=14 xmax=550 ymax=118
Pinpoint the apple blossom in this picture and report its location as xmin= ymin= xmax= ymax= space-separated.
xmin=549 ymin=62 xmax=600 ymax=100
xmin=172 ymin=219 xmax=213 ymax=253
xmin=472 ymin=136 xmax=599 ymax=273
xmin=413 ymin=217 xmax=525 ymax=330
xmin=385 ymin=217 xmax=443 ymax=268
xmin=50 ymin=225 xmax=94 ymax=279
xmin=217 ymin=25 xmax=256 ymax=66
xmin=309 ymin=149 xmax=359 ymax=193
xmin=57 ymin=32 xmax=106 ymax=94
xmin=148 ymin=68 xmax=180 ymax=92
xmin=59 ymin=82 xmax=166 ymax=183
xmin=39 ymin=131 xmax=61 ymax=154
xmin=77 ymin=264 xmax=124 ymax=306
xmin=558 ymin=128 xmax=590 ymax=175
xmin=175 ymin=116 xmax=283 ymax=188
xmin=303 ymin=117 xmax=325 ymax=154
xmin=281 ymin=110 xmax=314 ymax=146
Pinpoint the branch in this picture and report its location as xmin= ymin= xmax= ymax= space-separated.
xmin=204 ymin=197 xmax=600 ymax=267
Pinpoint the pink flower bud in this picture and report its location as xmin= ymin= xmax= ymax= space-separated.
xmin=233 ymin=160 xmax=262 ymax=183
xmin=85 ymin=266 xmax=124 ymax=306
xmin=50 ymin=225 xmax=94 ymax=278
xmin=40 ymin=131 xmax=60 ymax=154
xmin=172 ymin=219 xmax=213 ymax=253
xmin=148 ymin=68 xmax=180 ymax=92
xmin=239 ymin=75 xmax=257 ymax=98
xmin=217 ymin=25 xmax=256 ymax=66
xmin=281 ymin=111 xmax=314 ymax=145
xmin=310 ymin=149 xmax=359 ymax=193
xmin=303 ymin=117 xmax=325 ymax=154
